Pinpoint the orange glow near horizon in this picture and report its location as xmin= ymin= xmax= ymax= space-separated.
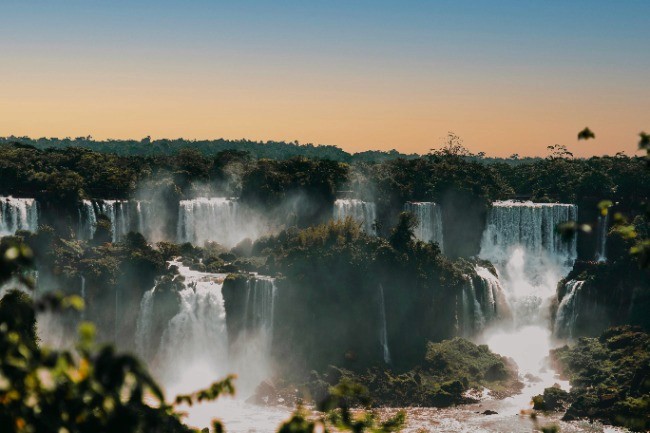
xmin=1 ymin=2 xmax=648 ymax=158
xmin=2 ymin=81 xmax=645 ymax=158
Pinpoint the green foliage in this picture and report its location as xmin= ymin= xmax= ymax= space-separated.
xmin=550 ymin=326 xmax=650 ymax=430
xmin=424 ymin=338 xmax=517 ymax=387
xmin=532 ymin=387 xmax=571 ymax=411
xmin=306 ymin=338 xmax=520 ymax=409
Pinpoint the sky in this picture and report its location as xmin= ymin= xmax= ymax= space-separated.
xmin=1 ymin=0 xmax=648 ymax=157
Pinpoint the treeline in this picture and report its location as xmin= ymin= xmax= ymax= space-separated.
xmin=0 ymin=136 xmax=420 ymax=163
xmin=2 ymin=140 xmax=647 ymax=258
xmin=1 ymin=141 xmax=645 ymax=206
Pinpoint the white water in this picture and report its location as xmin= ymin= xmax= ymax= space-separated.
xmin=0 ymin=197 xmax=38 ymax=235
xmin=135 ymin=287 xmax=156 ymax=360
xmin=458 ymin=266 xmax=509 ymax=336
xmin=133 ymin=200 xmax=163 ymax=242
xmin=147 ymin=261 xmax=230 ymax=393
xmin=554 ymin=280 xmax=585 ymax=338
xmin=231 ymin=276 xmax=278 ymax=394
xmin=474 ymin=265 xmax=510 ymax=323
xmin=378 ymin=284 xmax=391 ymax=364
xmin=333 ymin=199 xmax=376 ymax=235
xmin=177 ymin=197 xmax=267 ymax=247
xmin=478 ymin=201 xmax=577 ymax=408
xmin=403 ymin=201 xmax=444 ymax=252
xmin=595 ymin=213 xmax=609 ymax=262
xmin=78 ymin=199 xmax=132 ymax=242
xmin=135 ymin=261 xmax=280 ymax=430
xmin=459 ymin=276 xmax=485 ymax=336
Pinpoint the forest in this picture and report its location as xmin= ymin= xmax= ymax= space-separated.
xmin=0 ymin=134 xmax=648 ymax=432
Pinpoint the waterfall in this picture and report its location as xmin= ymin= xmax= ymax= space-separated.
xmin=458 ymin=267 xmax=509 ymax=336
xmin=78 ymin=199 xmax=132 ymax=242
xmin=478 ymin=200 xmax=577 ymax=388
xmin=403 ymin=202 xmax=444 ymax=251
xmin=333 ymin=199 xmax=376 ymax=235
xmin=135 ymin=286 xmax=157 ymax=361
xmin=178 ymin=198 xmax=258 ymax=247
xmin=80 ymin=276 xmax=86 ymax=320
xmin=134 ymin=262 xmax=279 ymax=396
xmin=474 ymin=265 xmax=509 ymax=322
xmin=150 ymin=261 xmax=230 ymax=393
xmin=480 ymin=201 xmax=577 ymax=264
xmin=458 ymin=277 xmax=482 ymax=336
xmin=378 ymin=284 xmax=391 ymax=364
xmin=243 ymin=277 xmax=277 ymax=341
xmin=479 ymin=201 xmax=577 ymax=324
xmin=554 ymin=280 xmax=585 ymax=338
xmin=0 ymin=197 xmax=38 ymax=235
xmin=595 ymin=213 xmax=609 ymax=262
xmin=78 ymin=200 xmax=97 ymax=240
xmin=229 ymin=276 xmax=278 ymax=393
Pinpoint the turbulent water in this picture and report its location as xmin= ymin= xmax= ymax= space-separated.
xmin=0 ymin=196 xmax=38 ymax=235
xmin=134 ymin=261 xmax=280 ymax=428
xmin=554 ymin=280 xmax=586 ymax=338
xmin=135 ymin=260 xmax=230 ymax=393
xmin=458 ymin=266 xmax=509 ymax=336
xmin=2 ymin=195 xmax=627 ymax=432
xmin=476 ymin=201 xmax=578 ymax=421
xmin=480 ymin=201 xmax=577 ymax=324
xmin=333 ymin=199 xmax=377 ymax=235
xmin=403 ymin=201 xmax=444 ymax=251
xmin=133 ymin=260 xmax=283 ymax=431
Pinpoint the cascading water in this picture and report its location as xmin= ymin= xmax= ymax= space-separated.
xmin=232 ymin=276 xmax=278 ymax=393
xmin=378 ymin=284 xmax=391 ymax=364
xmin=78 ymin=200 xmax=97 ymax=240
xmin=243 ymin=277 xmax=277 ymax=339
xmin=178 ymin=198 xmax=262 ymax=248
xmin=458 ymin=277 xmax=485 ymax=337
xmin=144 ymin=261 xmax=229 ymax=393
xmin=595 ymin=213 xmax=609 ymax=262
xmin=120 ymin=264 xmax=280 ymax=385
xmin=333 ymin=199 xmax=376 ymax=235
xmin=134 ymin=263 xmax=285 ymax=429
xmin=554 ymin=280 xmax=585 ymax=338
xmin=480 ymin=201 xmax=577 ymax=265
xmin=134 ymin=284 xmax=159 ymax=363
xmin=403 ymin=202 xmax=444 ymax=251
xmin=478 ymin=200 xmax=577 ymax=403
xmin=474 ymin=265 xmax=510 ymax=323
xmin=0 ymin=197 xmax=38 ymax=235
xmin=458 ymin=266 xmax=509 ymax=337
xmin=78 ymin=199 xmax=132 ymax=242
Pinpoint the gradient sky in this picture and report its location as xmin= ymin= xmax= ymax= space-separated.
xmin=1 ymin=1 xmax=648 ymax=157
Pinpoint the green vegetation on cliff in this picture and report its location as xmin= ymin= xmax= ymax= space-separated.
xmin=299 ymin=338 xmax=520 ymax=409
xmin=549 ymin=326 xmax=650 ymax=431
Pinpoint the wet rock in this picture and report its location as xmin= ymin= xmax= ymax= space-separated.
xmin=524 ymin=373 xmax=542 ymax=383
xmin=246 ymin=380 xmax=277 ymax=406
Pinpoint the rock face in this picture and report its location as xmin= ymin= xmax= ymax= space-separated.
xmin=553 ymin=261 xmax=650 ymax=338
